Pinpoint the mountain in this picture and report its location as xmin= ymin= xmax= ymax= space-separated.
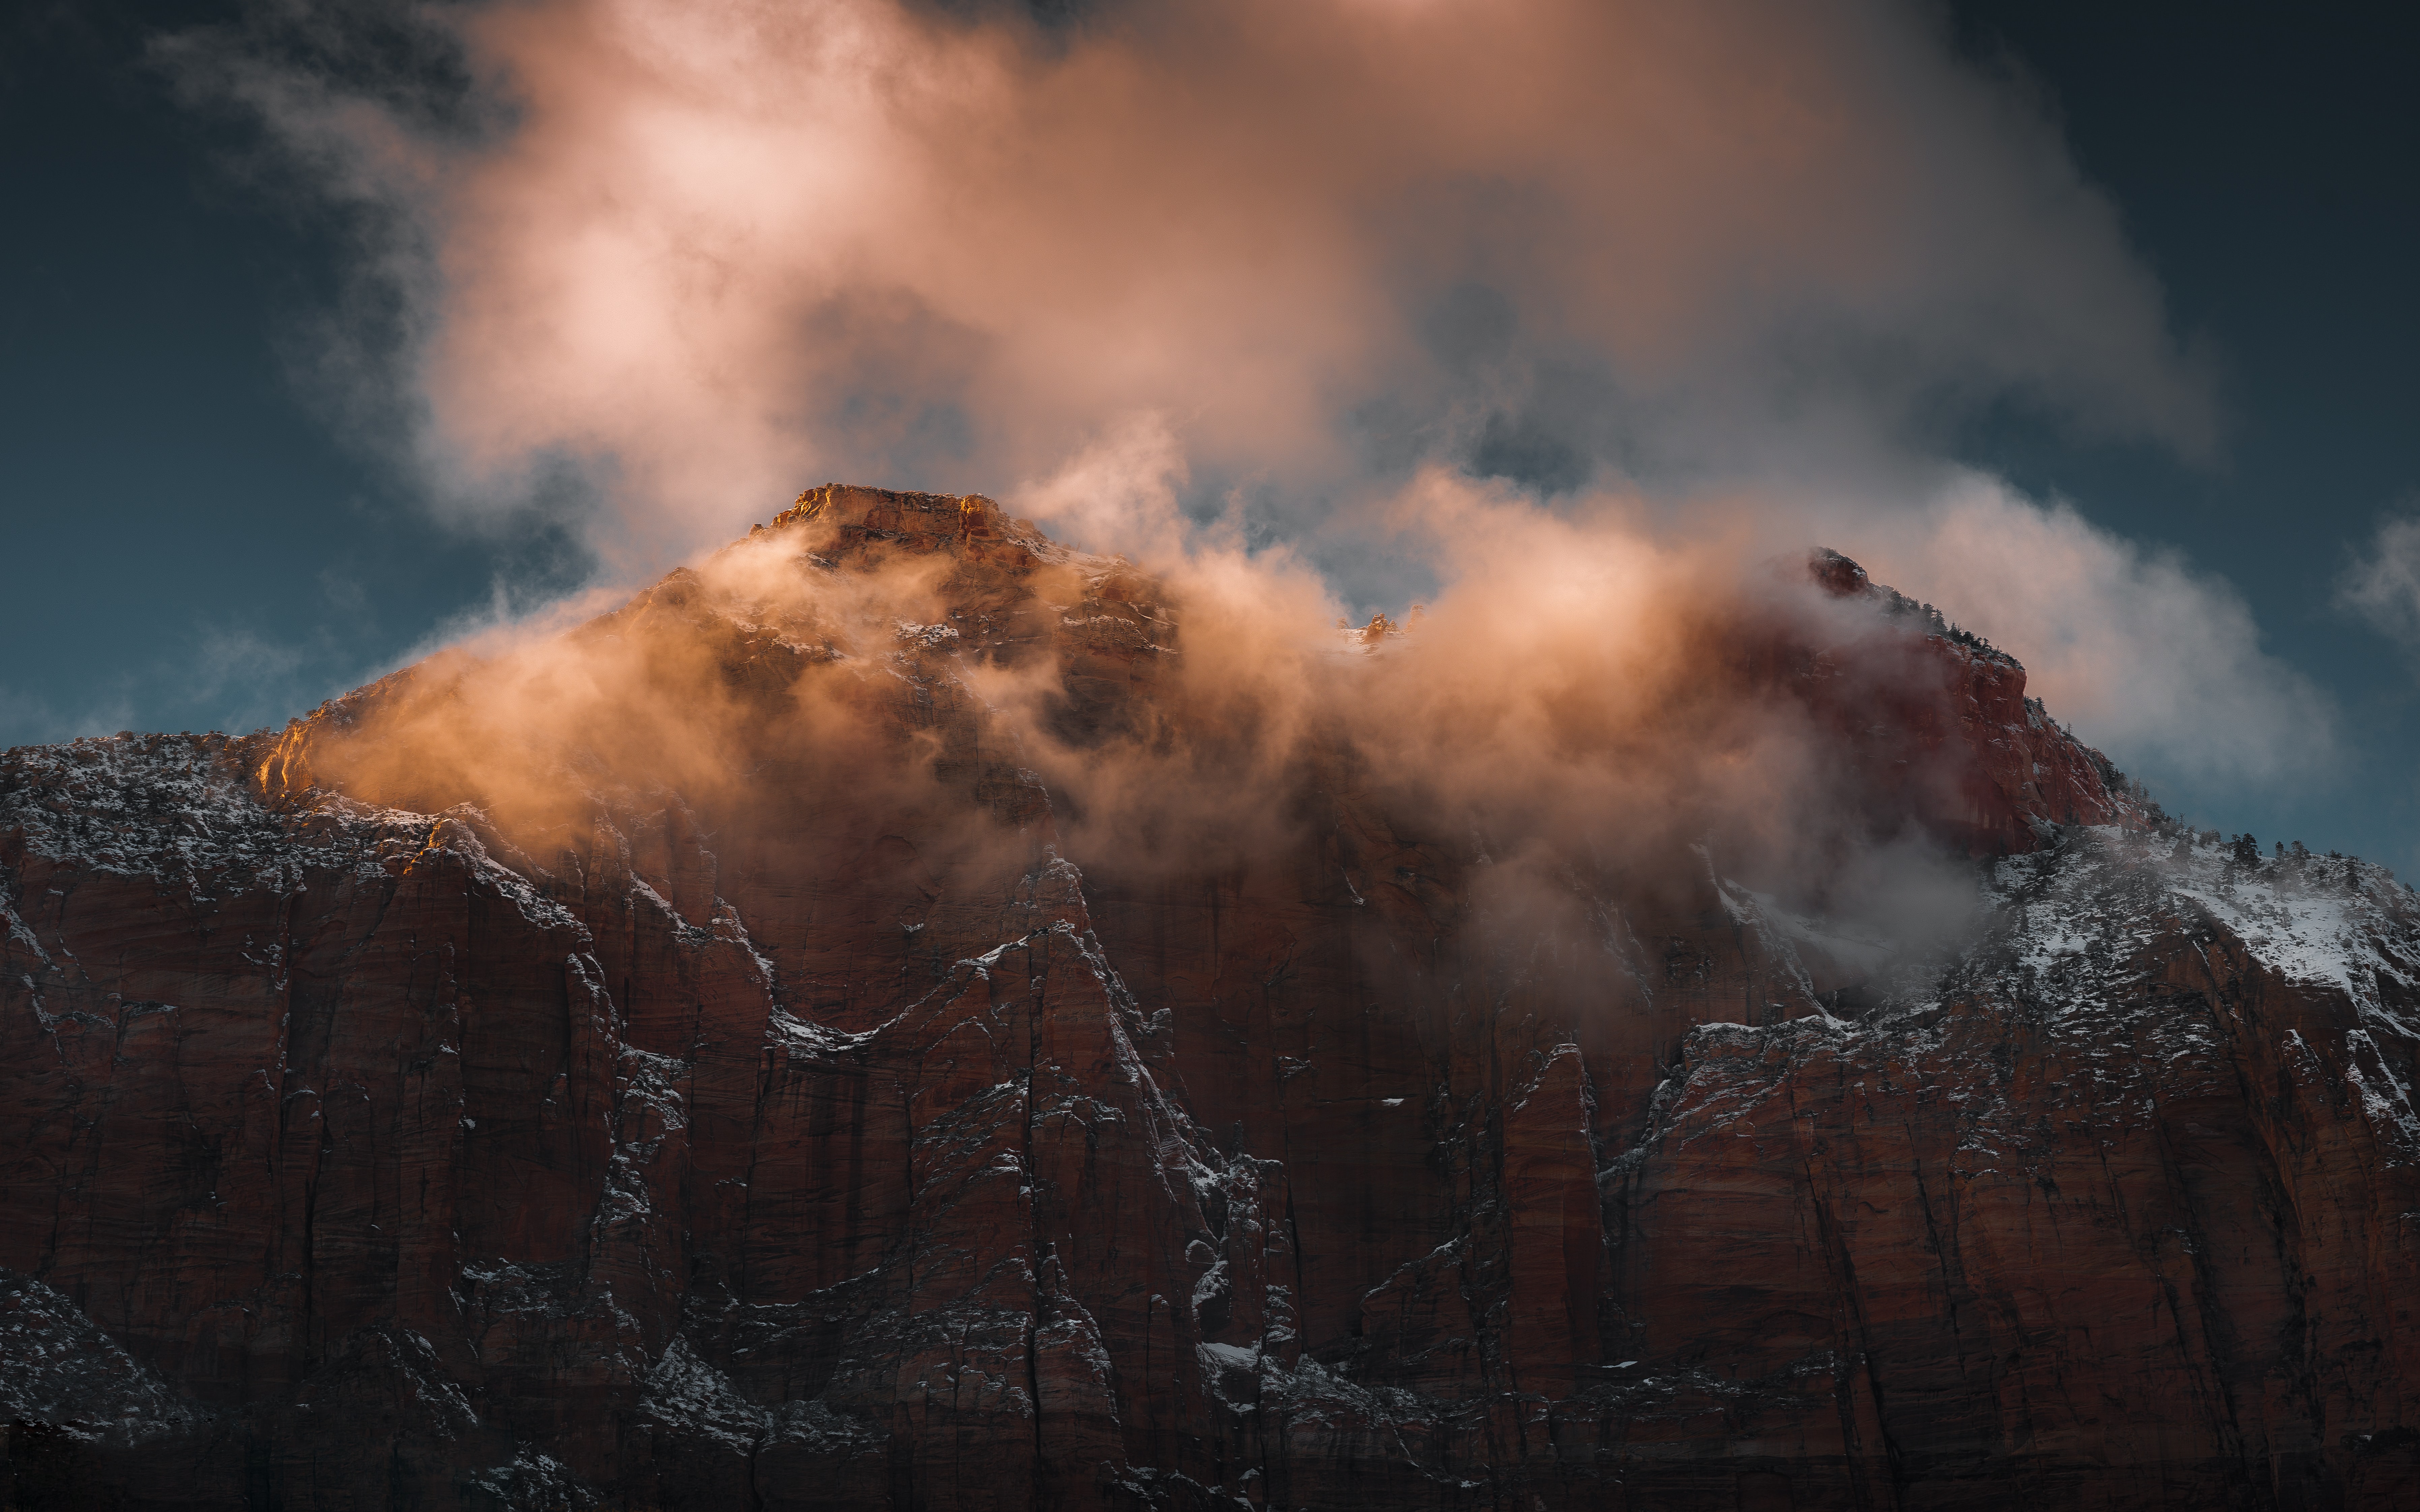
xmin=4 ymin=486 xmax=2417 ymax=1510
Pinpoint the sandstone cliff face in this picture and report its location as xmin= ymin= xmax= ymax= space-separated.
xmin=3 ymin=487 xmax=2414 ymax=1510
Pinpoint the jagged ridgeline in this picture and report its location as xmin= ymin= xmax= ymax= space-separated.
xmin=4 ymin=486 xmax=2418 ymax=1510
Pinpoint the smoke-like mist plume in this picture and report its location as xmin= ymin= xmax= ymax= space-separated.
xmin=265 ymin=487 xmax=2081 ymax=987
xmin=177 ymin=0 xmax=2326 ymax=807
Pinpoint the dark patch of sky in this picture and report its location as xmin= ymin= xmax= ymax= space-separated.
xmin=0 ymin=0 xmax=588 ymax=746
xmin=1944 ymin=0 xmax=2420 ymax=863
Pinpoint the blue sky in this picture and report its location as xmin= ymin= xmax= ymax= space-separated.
xmin=4 ymin=0 xmax=2416 ymax=869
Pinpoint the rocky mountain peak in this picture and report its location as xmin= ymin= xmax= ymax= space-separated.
xmin=4 ymin=488 xmax=2414 ymax=1508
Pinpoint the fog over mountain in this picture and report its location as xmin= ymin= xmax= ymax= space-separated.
xmin=157 ymin=0 xmax=2327 ymax=811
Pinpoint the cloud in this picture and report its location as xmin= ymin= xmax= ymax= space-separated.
xmin=171 ymin=0 xmax=2216 ymax=566
xmin=2338 ymin=512 xmax=2420 ymax=658
xmin=1838 ymin=471 xmax=2335 ymax=789
xmin=275 ymin=487 xmax=2009 ymax=960
xmin=160 ymin=0 xmax=2332 ymax=815
xmin=1008 ymin=412 xmax=1193 ymax=562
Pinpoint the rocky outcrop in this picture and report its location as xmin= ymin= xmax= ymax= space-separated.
xmin=4 ymin=486 xmax=2414 ymax=1509
xmin=1802 ymin=546 xmax=2148 ymax=854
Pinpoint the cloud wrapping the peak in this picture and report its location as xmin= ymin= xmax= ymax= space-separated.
xmin=166 ymin=0 xmax=2330 ymax=812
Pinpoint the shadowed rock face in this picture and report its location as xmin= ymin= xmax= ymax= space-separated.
xmin=4 ymin=486 xmax=2416 ymax=1510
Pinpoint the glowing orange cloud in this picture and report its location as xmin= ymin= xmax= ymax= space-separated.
xmin=193 ymin=0 xmax=2215 ymax=560
xmin=180 ymin=0 xmax=2322 ymax=799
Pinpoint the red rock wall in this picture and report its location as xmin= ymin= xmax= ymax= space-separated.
xmin=4 ymin=489 xmax=2413 ymax=1509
